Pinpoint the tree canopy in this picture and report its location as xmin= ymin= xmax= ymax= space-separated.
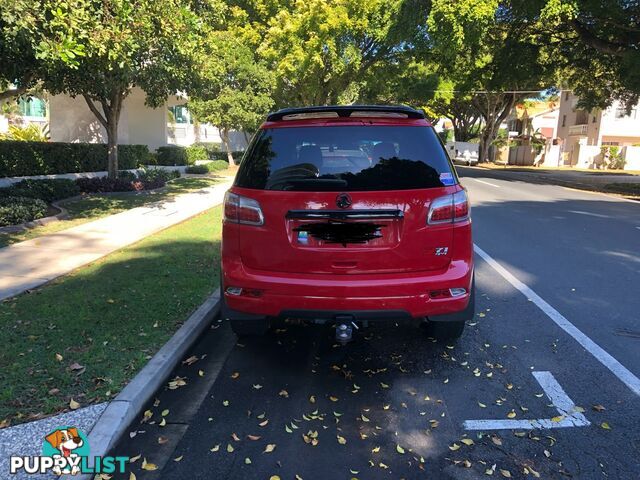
xmin=188 ymin=30 xmax=274 ymax=164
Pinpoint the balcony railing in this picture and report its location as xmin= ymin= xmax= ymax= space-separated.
xmin=568 ymin=124 xmax=588 ymax=136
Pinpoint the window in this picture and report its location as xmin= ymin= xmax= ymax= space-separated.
xmin=236 ymin=126 xmax=454 ymax=191
xmin=168 ymin=105 xmax=192 ymax=124
xmin=562 ymin=115 xmax=566 ymax=127
xmin=614 ymin=107 xmax=637 ymax=119
xmin=18 ymin=97 xmax=47 ymax=118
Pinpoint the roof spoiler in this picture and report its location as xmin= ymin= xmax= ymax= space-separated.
xmin=266 ymin=105 xmax=425 ymax=121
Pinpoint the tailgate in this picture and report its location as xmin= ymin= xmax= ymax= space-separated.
xmin=235 ymin=187 xmax=454 ymax=275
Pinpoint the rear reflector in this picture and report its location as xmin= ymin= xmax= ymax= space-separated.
xmin=224 ymin=192 xmax=264 ymax=226
xmin=427 ymin=189 xmax=470 ymax=225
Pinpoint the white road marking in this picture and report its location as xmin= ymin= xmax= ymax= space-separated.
xmin=464 ymin=371 xmax=590 ymax=431
xmin=473 ymin=179 xmax=501 ymax=188
xmin=567 ymin=210 xmax=609 ymax=218
xmin=475 ymin=244 xmax=640 ymax=397
xmin=562 ymin=186 xmax=640 ymax=204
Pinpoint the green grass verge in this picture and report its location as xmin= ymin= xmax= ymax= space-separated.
xmin=0 ymin=177 xmax=221 ymax=248
xmin=0 ymin=205 xmax=222 ymax=425
xmin=604 ymin=183 xmax=640 ymax=196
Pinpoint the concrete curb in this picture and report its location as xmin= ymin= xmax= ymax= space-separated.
xmin=69 ymin=292 xmax=221 ymax=480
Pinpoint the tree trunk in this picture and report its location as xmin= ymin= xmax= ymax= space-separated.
xmin=473 ymin=93 xmax=520 ymax=163
xmin=84 ymin=91 xmax=125 ymax=179
xmin=221 ymin=128 xmax=235 ymax=166
xmin=106 ymin=121 xmax=119 ymax=178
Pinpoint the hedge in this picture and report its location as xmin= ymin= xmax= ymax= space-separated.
xmin=208 ymin=151 xmax=245 ymax=163
xmin=0 ymin=179 xmax=80 ymax=202
xmin=156 ymin=145 xmax=212 ymax=166
xmin=185 ymin=160 xmax=229 ymax=174
xmin=0 ymin=141 xmax=150 ymax=177
xmin=0 ymin=196 xmax=48 ymax=226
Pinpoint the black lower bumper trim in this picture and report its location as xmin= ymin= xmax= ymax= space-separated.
xmin=279 ymin=309 xmax=412 ymax=321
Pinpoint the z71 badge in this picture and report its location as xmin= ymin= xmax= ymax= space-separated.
xmin=435 ymin=247 xmax=449 ymax=256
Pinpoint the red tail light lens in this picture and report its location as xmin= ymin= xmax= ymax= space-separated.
xmin=427 ymin=190 xmax=469 ymax=225
xmin=224 ymin=192 xmax=264 ymax=226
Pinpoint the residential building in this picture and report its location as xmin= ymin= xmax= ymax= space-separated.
xmin=553 ymin=90 xmax=640 ymax=168
xmin=1 ymin=87 xmax=248 ymax=151
xmin=506 ymin=100 xmax=559 ymax=140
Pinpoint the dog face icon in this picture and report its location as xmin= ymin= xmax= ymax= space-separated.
xmin=44 ymin=427 xmax=84 ymax=475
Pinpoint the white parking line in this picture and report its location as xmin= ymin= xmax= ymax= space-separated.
xmin=464 ymin=371 xmax=590 ymax=430
xmin=567 ymin=210 xmax=609 ymax=219
xmin=473 ymin=179 xmax=501 ymax=188
xmin=474 ymin=244 xmax=640 ymax=397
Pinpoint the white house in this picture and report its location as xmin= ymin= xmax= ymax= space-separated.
xmin=1 ymin=87 xmax=248 ymax=151
xmin=550 ymin=90 xmax=640 ymax=169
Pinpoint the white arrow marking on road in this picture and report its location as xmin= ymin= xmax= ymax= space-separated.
xmin=464 ymin=371 xmax=590 ymax=431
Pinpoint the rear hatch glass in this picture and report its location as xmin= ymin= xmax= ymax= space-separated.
xmin=235 ymin=125 xmax=455 ymax=191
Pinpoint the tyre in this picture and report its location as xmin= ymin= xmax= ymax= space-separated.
xmin=229 ymin=317 xmax=271 ymax=336
xmin=426 ymin=319 xmax=465 ymax=340
xmin=426 ymin=274 xmax=475 ymax=340
xmin=220 ymin=285 xmax=271 ymax=336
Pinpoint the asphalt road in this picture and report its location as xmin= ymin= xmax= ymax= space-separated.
xmin=110 ymin=168 xmax=640 ymax=480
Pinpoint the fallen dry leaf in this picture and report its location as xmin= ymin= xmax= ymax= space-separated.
xmin=247 ymin=435 xmax=261 ymax=441
xmin=174 ymin=456 xmax=183 ymax=462
xmin=460 ymin=438 xmax=474 ymax=446
xmin=141 ymin=459 xmax=157 ymax=471
xmin=129 ymin=454 xmax=141 ymax=463
xmin=396 ymin=444 xmax=405 ymax=454
xmin=500 ymin=469 xmax=512 ymax=478
xmin=337 ymin=435 xmax=347 ymax=445
xmin=69 ymin=398 xmax=80 ymax=410
xmin=264 ymin=444 xmax=276 ymax=453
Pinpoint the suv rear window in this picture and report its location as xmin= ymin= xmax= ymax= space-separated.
xmin=235 ymin=126 xmax=455 ymax=191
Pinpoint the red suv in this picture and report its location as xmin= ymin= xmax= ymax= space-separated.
xmin=221 ymin=105 xmax=474 ymax=340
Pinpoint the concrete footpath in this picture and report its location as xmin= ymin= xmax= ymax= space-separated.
xmin=0 ymin=179 xmax=232 ymax=301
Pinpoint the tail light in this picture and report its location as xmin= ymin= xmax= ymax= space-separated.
xmin=224 ymin=191 xmax=264 ymax=226
xmin=427 ymin=190 xmax=469 ymax=225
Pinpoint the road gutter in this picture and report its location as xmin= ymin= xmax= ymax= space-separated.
xmin=68 ymin=292 xmax=222 ymax=480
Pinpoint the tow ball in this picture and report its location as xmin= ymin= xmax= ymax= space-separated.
xmin=335 ymin=317 xmax=359 ymax=344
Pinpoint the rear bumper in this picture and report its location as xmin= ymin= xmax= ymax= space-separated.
xmin=222 ymin=258 xmax=473 ymax=320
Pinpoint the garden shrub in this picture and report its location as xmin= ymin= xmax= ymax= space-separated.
xmin=0 ymin=141 xmax=149 ymax=176
xmin=207 ymin=151 xmax=244 ymax=163
xmin=156 ymin=146 xmax=189 ymax=166
xmin=207 ymin=160 xmax=229 ymax=171
xmin=185 ymin=161 xmax=228 ymax=174
xmin=186 ymin=145 xmax=208 ymax=164
xmin=138 ymin=168 xmax=180 ymax=183
xmin=75 ymin=177 xmax=138 ymax=193
xmin=185 ymin=164 xmax=208 ymax=174
xmin=0 ymin=179 xmax=80 ymax=202
xmin=0 ymin=196 xmax=48 ymax=226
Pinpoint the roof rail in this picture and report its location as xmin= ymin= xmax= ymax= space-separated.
xmin=266 ymin=105 xmax=425 ymax=122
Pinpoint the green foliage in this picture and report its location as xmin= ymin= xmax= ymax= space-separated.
xmin=138 ymin=168 xmax=181 ymax=183
xmin=0 ymin=179 xmax=79 ymax=202
xmin=0 ymin=123 xmax=49 ymax=141
xmin=426 ymin=0 xmax=554 ymax=161
xmin=600 ymin=146 xmax=626 ymax=170
xmin=189 ymin=30 xmax=273 ymax=163
xmin=185 ymin=164 xmax=209 ymax=174
xmin=186 ymin=159 xmax=230 ymax=174
xmin=4 ymin=0 xmax=226 ymax=177
xmin=186 ymin=145 xmax=209 ymax=163
xmin=0 ymin=196 xmax=48 ymax=226
xmin=0 ymin=141 xmax=148 ymax=177
xmin=528 ymin=0 xmax=640 ymax=110
xmin=257 ymin=0 xmax=407 ymax=106
xmin=156 ymin=146 xmax=189 ymax=166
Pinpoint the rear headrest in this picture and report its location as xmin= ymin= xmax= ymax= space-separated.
xmin=371 ymin=142 xmax=397 ymax=164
